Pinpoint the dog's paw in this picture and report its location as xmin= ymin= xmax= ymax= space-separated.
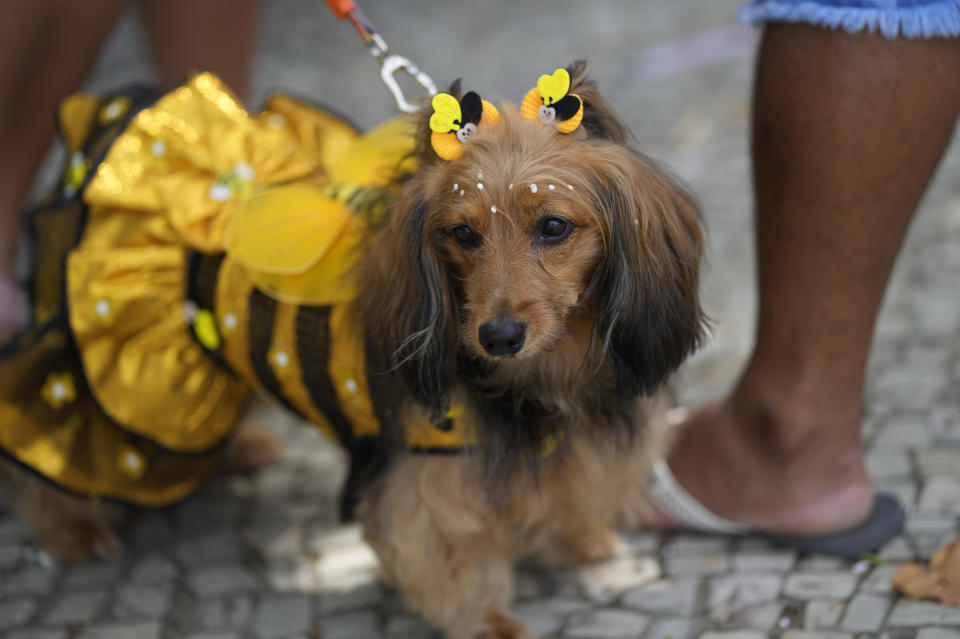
xmin=572 ymin=527 xmax=622 ymax=564
xmin=41 ymin=518 xmax=122 ymax=562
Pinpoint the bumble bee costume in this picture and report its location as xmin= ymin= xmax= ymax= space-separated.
xmin=0 ymin=73 xmax=470 ymax=511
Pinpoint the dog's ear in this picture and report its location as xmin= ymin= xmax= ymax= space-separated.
xmin=566 ymin=60 xmax=631 ymax=144
xmin=357 ymin=189 xmax=457 ymax=416
xmin=589 ymin=148 xmax=706 ymax=397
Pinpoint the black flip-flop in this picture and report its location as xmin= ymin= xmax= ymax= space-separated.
xmin=647 ymin=459 xmax=906 ymax=558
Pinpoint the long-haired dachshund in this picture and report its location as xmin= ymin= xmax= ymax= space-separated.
xmin=356 ymin=62 xmax=705 ymax=637
xmin=0 ymin=61 xmax=704 ymax=638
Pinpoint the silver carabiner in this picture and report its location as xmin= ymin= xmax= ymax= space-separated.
xmin=379 ymin=55 xmax=438 ymax=114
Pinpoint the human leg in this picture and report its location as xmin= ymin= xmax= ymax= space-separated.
xmin=656 ymin=23 xmax=960 ymax=536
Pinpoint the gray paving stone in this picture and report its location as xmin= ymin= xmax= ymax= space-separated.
xmin=0 ymin=597 xmax=38 ymax=630
xmin=887 ymin=600 xmax=960 ymax=626
xmin=708 ymin=573 xmax=782 ymax=609
xmin=644 ymin=618 xmax=697 ymax=639
xmin=804 ymin=600 xmax=845 ymax=630
xmin=61 ymin=560 xmax=125 ymax=588
xmin=244 ymin=520 xmax=303 ymax=560
xmin=860 ymin=566 xmax=898 ymax=594
xmin=731 ymin=549 xmax=796 ymax=572
xmin=918 ymin=477 xmax=960 ymax=514
xmin=128 ymin=553 xmax=178 ymax=583
xmin=622 ymin=577 xmax=700 ymax=615
xmin=187 ymin=565 xmax=259 ymax=598
xmin=914 ymin=447 xmax=960 ymax=477
xmin=319 ymin=582 xmax=383 ymax=615
xmin=865 ymin=452 xmax=913 ymax=478
xmin=699 ymin=632 xmax=765 ymax=639
xmin=664 ymin=552 xmax=730 ymax=576
xmin=113 ymin=582 xmax=173 ymax=620
xmin=710 ymin=603 xmax=783 ymax=630
xmin=252 ymin=594 xmax=312 ymax=638
xmin=315 ymin=610 xmax=380 ymax=639
xmin=194 ymin=595 xmax=253 ymax=629
xmin=563 ymin=608 xmax=648 ymax=639
xmin=783 ymin=573 xmax=858 ymax=600
xmin=917 ymin=629 xmax=960 ymax=639
xmin=878 ymin=536 xmax=915 ymax=561
xmin=7 ymin=631 xmax=68 ymax=639
xmin=43 ymin=590 xmax=109 ymax=625
xmin=664 ymin=535 xmax=732 ymax=555
xmin=782 ymin=633 xmax=854 ymax=639
xmin=175 ymin=529 xmax=244 ymax=566
xmin=838 ymin=594 xmax=890 ymax=633
xmin=265 ymin=557 xmax=318 ymax=592
xmin=1 ymin=565 xmax=58 ymax=594
xmin=76 ymin=621 xmax=162 ymax=639
xmin=384 ymin=613 xmax=433 ymax=638
xmin=513 ymin=598 xmax=592 ymax=637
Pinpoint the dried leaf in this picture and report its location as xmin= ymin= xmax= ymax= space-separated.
xmin=892 ymin=539 xmax=960 ymax=606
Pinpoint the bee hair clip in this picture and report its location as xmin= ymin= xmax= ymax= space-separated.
xmin=521 ymin=67 xmax=584 ymax=134
xmin=429 ymin=90 xmax=501 ymax=161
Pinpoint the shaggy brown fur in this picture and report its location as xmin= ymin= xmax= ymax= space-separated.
xmin=354 ymin=61 xmax=706 ymax=637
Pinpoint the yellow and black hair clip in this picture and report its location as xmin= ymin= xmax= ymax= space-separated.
xmin=521 ymin=67 xmax=583 ymax=134
xmin=429 ymin=90 xmax=500 ymax=161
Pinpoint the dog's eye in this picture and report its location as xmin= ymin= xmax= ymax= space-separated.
xmin=537 ymin=216 xmax=573 ymax=244
xmin=451 ymin=224 xmax=481 ymax=248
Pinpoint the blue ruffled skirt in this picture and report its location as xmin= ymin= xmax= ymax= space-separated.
xmin=740 ymin=0 xmax=960 ymax=38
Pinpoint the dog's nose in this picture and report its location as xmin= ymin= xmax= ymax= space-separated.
xmin=478 ymin=318 xmax=526 ymax=357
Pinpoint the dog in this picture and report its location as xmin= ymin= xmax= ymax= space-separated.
xmin=0 ymin=61 xmax=704 ymax=638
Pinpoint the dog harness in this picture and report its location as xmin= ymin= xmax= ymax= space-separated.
xmin=0 ymin=74 xmax=471 ymax=507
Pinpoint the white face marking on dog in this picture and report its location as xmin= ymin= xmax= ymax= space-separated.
xmin=453 ymin=183 xmax=458 ymax=191
xmin=477 ymin=183 xmax=484 ymax=190
xmin=490 ymin=205 xmax=497 ymax=213
xmin=508 ymin=183 xmax=514 ymax=190
xmin=548 ymin=184 xmax=556 ymax=191
xmin=567 ymin=184 xmax=575 ymax=190
xmin=459 ymin=189 xmax=465 ymax=196
xmin=529 ymin=184 xmax=537 ymax=193
xmin=477 ymin=170 xmax=483 ymax=179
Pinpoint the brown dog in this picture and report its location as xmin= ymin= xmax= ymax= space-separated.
xmin=354 ymin=62 xmax=705 ymax=637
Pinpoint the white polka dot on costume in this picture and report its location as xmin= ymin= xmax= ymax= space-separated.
xmin=102 ymin=100 xmax=125 ymax=121
xmin=123 ymin=451 xmax=143 ymax=471
xmin=222 ymin=313 xmax=238 ymax=331
xmin=529 ymin=184 xmax=538 ymax=193
xmin=477 ymin=183 xmax=484 ymax=190
xmin=459 ymin=189 xmax=465 ymax=196
xmin=490 ymin=206 xmax=497 ymax=213
xmin=209 ymin=183 xmax=232 ymax=201
xmin=273 ymin=351 xmax=290 ymax=368
xmin=95 ymin=299 xmax=111 ymax=318
xmin=268 ymin=113 xmax=286 ymax=128
xmin=345 ymin=378 xmax=359 ymax=393
xmin=51 ymin=382 xmax=67 ymax=401
xmin=151 ymin=140 xmax=167 ymax=157
xmin=452 ymin=183 xmax=459 ymax=191
xmin=233 ymin=162 xmax=255 ymax=181
xmin=548 ymin=184 xmax=556 ymax=190
xmin=182 ymin=301 xmax=198 ymax=320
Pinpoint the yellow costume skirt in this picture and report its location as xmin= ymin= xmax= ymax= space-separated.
xmin=0 ymin=74 xmax=471 ymax=508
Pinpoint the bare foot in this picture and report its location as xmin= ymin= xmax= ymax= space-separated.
xmin=641 ymin=377 xmax=875 ymax=537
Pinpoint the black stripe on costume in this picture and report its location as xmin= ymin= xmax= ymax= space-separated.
xmin=248 ymin=290 xmax=301 ymax=416
xmin=186 ymin=252 xmax=225 ymax=311
xmin=295 ymin=306 xmax=355 ymax=447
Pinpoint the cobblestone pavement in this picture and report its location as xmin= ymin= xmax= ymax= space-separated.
xmin=3 ymin=0 xmax=960 ymax=637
